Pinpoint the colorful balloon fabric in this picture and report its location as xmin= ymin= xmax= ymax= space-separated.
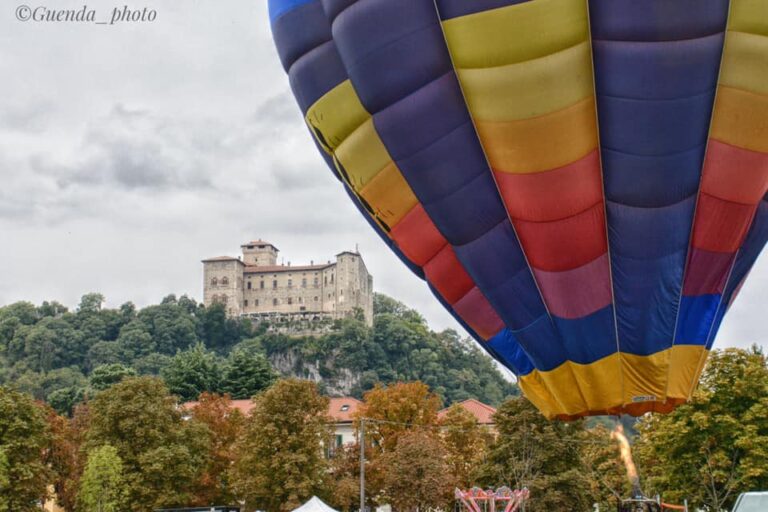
xmin=268 ymin=0 xmax=768 ymax=419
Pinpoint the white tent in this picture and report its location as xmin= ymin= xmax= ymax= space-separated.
xmin=291 ymin=497 xmax=340 ymax=512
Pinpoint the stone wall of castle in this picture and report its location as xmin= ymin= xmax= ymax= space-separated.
xmin=202 ymin=241 xmax=374 ymax=327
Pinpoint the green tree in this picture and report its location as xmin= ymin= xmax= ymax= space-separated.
xmin=231 ymin=379 xmax=332 ymax=512
xmin=380 ymin=430 xmax=456 ymax=511
xmin=222 ymin=348 xmax=276 ymax=399
xmin=77 ymin=445 xmax=125 ymax=512
xmin=636 ymin=347 xmax=768 ymax=511
xmin=0 ymin=448 xmax=9 ymax=512
xmin=78 ymin=294 xmax=105 ymax=314
xmin=162 ymin=343 xmax=222 ymax=401
xmin=89 ymin=363 xmax=137 ymax=391
xmin=0 ymin=387 xmax=51 ymax=511
xmin=87 ymin=377 xmax=208 ymax=511
xmin=115 ymin=320 xmax=155 ymax=362
xmin=137 ymin=298 xmax=200 ymax=354
xmin=479 ymin=397 xmax=590 ymax=512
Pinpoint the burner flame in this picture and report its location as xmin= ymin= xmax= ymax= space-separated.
xmin=611 ymin=424 xmax=642 ymax=497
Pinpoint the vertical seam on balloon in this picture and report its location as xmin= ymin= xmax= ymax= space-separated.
xmin=430 ymin=0 xmax=591 ymax=414
xmin=666 ymin=0 xmax=734 ymax=407
xmin=318 ymin=2 xmax=516 ymax=371
xmin=686 ymin=250 xmax=740 ymax=400
xmin=584 ymin=0 xmax=625 ymax=414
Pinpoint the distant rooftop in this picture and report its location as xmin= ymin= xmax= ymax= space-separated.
xmin=438 ymin=399 xmax=497 ymax=425
xmin=182 ymin=396 xmax=363 ymax=423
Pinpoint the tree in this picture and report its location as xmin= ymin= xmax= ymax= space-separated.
xmin=162 ymin=343 xmax=222 ymax=401
xmin=0 ymin=448 xmax=9 ymax=512
xmin=222 ymin=348 xmax=276 ymax=399
xmin=187 ymin=393 xmax=245 ymax=505
xmin=77 ymin=445 xmax=125 ymax=512
xmin=48 ymin=404 xmax=91 ymax=512
xmin=87 ymin=377 xmax=208 ymax=511
xmin=359 ymin=381 xmax=441 ymax=451
xmin=89 ymin=363 xmax=136 ymax=391
xmin=115 ymin=320 xmax=155 ymax=362
xmin=327 ymin=443 xmax=363 ymax=512
xmin=380 ymin=430 xmax=456 ymax=511
xmin=635 ymin=347 xmax=768 ymax=512
xmin=479 ymin=397 xmax=590 ymax=512
xmin=440 ymin=403 xmax=492 ymax=488
xmin=0 ymin=387 xmax=51 ymax=511
xmin=78 ymin=294 xmax=105 ymax=314
xmin=231 ymin=379 xmax=332 ymax=512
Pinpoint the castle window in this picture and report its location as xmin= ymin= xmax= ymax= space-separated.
xmin=288 ymin=298 xmax=293 ymax=305
xmin=255 ymin=299 xmax=259 ymax=306
xmin=244 ymin=300 xmax=248 ymax=307
xmin=273 ymin=298 xmax=278 ymax=306
xmin=288 ymin=279 xmax=293 ymax=288
xmin=221 ymin=295 xmax=228 ymax=304
xmin=273 ymin=280 xmax=277 ymax=289
xmin=211 ymin=277 xmax=218 ymax=286
xmin=302 ymin=278 xmax=307 ymax=288
xmin=324 ymin=276 xmax=328 ymax=285
xmin=314 ymin=296 xmax=318 ymax=301
xmin=221 ymin=277 xmax=229 ymax=286
xmin=260 ymin=280 xmax=264 ymax=289
xmin=330 ymin=274 xmax=334 ymax=284
xmin=247 ymin=281 xmax=252 ymax=290
xmin=314 ymin=277 xmax=319 ymax=286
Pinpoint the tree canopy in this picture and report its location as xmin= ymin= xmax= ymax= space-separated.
xmin=636 ymin=347 xmax=768 ymax=511
xmin=230 ymin=379 xmax=332 ymax=512
xmin=77 ymin=444 xmax=125 ymax=512
xmin=0 ymin=293 xmax=516 ymax=414
xmin=0 ymin=387 xmax=51 ymax=511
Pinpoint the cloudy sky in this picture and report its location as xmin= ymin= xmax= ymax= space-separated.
xmin=0 ymin=0 xmax=764 ymax=352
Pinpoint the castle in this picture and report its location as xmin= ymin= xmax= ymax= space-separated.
xmin=202 ymin=240 xmax=374 ymax=326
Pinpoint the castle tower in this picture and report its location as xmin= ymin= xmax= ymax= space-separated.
xmin=202 ymin=256 xmax=244 ymax=316
xmin=241 ymin=240 xmax=278 ymax=266
xmin=334 ymin=251 xmax=374 ymax=325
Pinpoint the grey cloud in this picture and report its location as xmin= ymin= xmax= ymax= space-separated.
xmin=0 ymin=100 xmax=54 ymax=133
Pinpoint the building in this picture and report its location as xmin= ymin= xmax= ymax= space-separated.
xmin=438 ymin=399 xmax=497 ymax=429
xmin=181 ymin=396 xmax=363 ymax=452
xmin=202 ymin=240 xmax=374 ymax=326
xmin=328 ymin=396 xmax=363 ymax=447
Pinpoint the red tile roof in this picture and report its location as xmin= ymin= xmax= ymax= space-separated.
xmin=328 ymin=397 xmax=363 ymax=423
xmin=438 ymin=399 xmax=496 ymax=425
xmin=182 ymin=396 xmax=362 ymax=423
xmin=182 ymin=399 xmax=255 ymax=416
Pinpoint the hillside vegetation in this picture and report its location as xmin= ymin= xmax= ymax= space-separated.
xmin=0 ymin=292 xmax=517 ymax=413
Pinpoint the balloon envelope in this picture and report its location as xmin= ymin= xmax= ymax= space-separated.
xmin=269 ymin=0 xmax=768 ymax=419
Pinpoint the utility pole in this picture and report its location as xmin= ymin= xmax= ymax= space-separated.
xmin=359 ymin=418 xmax=365 ymax=512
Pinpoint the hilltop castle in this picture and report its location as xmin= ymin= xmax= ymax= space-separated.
xmin=202 ymin=240 xmax=374 ymax=326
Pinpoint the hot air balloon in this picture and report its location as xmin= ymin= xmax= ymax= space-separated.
xmin=268 ymin=0 xmax=768 ymax=420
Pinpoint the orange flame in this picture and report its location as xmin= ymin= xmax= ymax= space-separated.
xmin=611 ymin=425 xmax=640 ymax=492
